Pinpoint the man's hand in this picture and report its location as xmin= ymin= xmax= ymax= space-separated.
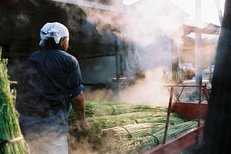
xmin=79 ymin=119 xmax=90 ymax=131
xmin=79 ymin=119 xmax=90 ymax=136
xmin=71 ymin=92 xmax=90 ymax=135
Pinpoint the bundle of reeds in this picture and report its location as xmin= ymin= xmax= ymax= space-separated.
xmin=140 ymin=120 xmax=198 ymax=151
xmin=68 ymin=99 xmax=197 ymax=154
xmin=99 ymin=118 xmax=196 ymax=153
xmin=84 ymin=100 xmax=166 ymax=117
xmin=0 ymin=48 xmax=29 ymax=154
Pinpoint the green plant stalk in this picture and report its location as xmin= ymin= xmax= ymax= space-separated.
xmin=0 ymin=48 xmax=29 ymax=154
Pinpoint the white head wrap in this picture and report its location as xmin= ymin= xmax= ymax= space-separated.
xmin=39 ymin=22 xmax=69 ymax=47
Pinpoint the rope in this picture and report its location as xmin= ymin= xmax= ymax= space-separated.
xmin=134 ymin=119 xmax=139 ymax=124
xmin=120 ymin=126 xmax=132 ymax=139
xmin=0 ymin=135 xmax=25 ymax=154
xmin=110 ymin=105 xmax=116 ymax=115
xmin=148 ymin=134 xmax=160 ymax=146
xmin=0 ymin=135 xmax=24 ymax=149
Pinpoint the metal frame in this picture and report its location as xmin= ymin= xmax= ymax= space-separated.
xmin=163 ymin=82 xmax=209 ymax=144
xmin=140 ymin=82 xmax=210 ymax=154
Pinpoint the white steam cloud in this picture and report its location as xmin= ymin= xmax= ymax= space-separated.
xmin=120 ymin=0 xmax=189 ymax=46
xmin=55 ymin=0 xmax=216 ymax=106
xmin=117 ymin=69 xmax=170 ymax=107
xmin=80 ymin=0 xmax=189 ymax=47
xmin=76 ymin=0 xmax=190 ymax=106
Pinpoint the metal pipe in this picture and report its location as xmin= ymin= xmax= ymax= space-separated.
xmin=195 ymin=0 xmax=202 ymax=85
xmin=163 ymin=87 xmax=174 ymax=144
xmin=198 ymin=80 xmax=202 ymax=127
xmin=164 ymin=84 xmax=205 ymax=88
xmin=164 ymin=84 xmax=210 ymax=103
xmin=178 ymin=46 xmax=182 ymax=82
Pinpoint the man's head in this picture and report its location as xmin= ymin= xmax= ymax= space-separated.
xmin=39 ymin=22 xmax=70 ymax=51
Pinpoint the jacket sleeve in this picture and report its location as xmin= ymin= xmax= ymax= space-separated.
xmin=66 ymin=56 xmax=84 ymax=99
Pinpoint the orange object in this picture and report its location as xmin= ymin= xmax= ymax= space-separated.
xmin=171 ymin=102 xmax=208 ymax=120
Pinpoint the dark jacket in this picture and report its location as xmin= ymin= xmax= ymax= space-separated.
xmin=16 ymin=48 xmax=83 ymax=118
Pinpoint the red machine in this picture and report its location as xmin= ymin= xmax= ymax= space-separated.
xmin=139 ymin=82 xmax=210 ymax=154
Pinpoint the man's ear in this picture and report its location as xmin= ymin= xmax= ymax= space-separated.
xmin=60 ymin=37 xmax=65 ymax=47
xmin=60 ymin=37 xmax=69 ymax=51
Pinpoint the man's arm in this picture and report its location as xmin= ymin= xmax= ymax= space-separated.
xmin=71 ymin=91 xmax=89 ymax=131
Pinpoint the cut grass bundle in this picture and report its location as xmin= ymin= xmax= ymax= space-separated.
xmin=140 ymin=120 xmax=198 ymax=151
xmin=84 ymin=100 xmax=167 ymax=117
xmin=0 ymin=48 xmax=29 ymax=154
xmin=68 ymin=99 xmax=194 ymax=154
xmin=99 ymin=121 xmax=198 ymax=153
xmin=86 ymin=111 xmax=184 ymax=135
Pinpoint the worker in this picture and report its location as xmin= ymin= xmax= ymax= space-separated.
xmin=16 ymin=22 xmax=89 ymax=154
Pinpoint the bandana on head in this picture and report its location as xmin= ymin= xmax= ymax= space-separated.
xmin=39 ymin=22 xmax=69 ymax=47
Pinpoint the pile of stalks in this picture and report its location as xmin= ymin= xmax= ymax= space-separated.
xmin=68 ymin=100 xmax=198 ymax=154
xmin=0 ymin=48 xmax=29 ymax=154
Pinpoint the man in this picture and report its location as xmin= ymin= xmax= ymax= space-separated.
xmin=16 ymin=22 xmax=89 ymax=154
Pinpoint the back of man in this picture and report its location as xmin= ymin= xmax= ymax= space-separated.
xmin=16 ymin=22 xmax=89 ymax=154
xmin=17 ymin=49 xmax=82 ymax=117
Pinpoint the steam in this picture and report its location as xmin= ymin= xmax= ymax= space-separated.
xmin=84 ymin=88 xmax=114 ymax=100
xmin=80 ymin=0 xmax=188 ymax=47
xmin=68 ymin=135 xmax=99 ymax=154
xmin=117 ymin=68 xmax=170 ymax=107
xmin=68 ymin=0 xmax=190 ymax=106
xmin=52 ymin=0 xmax=218 ymax=106
xmin=120 ymin=0 xmax=188 ymax=47
xmin=123 ymin=0 xmax=139 ymax=5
